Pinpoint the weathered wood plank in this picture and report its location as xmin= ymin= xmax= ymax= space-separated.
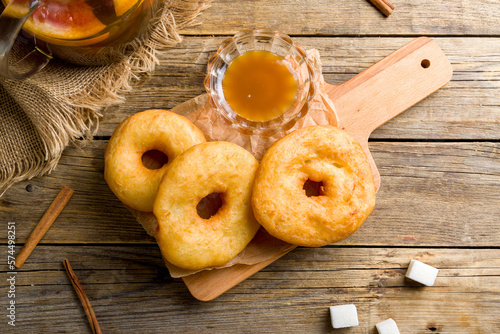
xmin=180 ymin=0 xmax=500 ymax=36
xmin=1 ymin=2 xmax=498 ymax=332
xmin=1 ymin=247 xmax=499 ymax=333
xmin=1 ymin=141 xmax=499 ymax=246
xmin=97 ymin=37 xmax=500 ymax=140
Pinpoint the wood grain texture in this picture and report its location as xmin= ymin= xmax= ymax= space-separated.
xmin=180 ymin=0 xmax=500 ymax=36
xmin=326 ymin=37 xmax=453 ymax=141
xmin=1 ymin=141 xmax=499 ymax=247
xmin=0 ymin=0 xmax=498 ymax=329
xmin=1 ymin=246 xmax=498 ymax=333
xmin=96 ymin=37 xmax=500 ymax=140
xmin=324 ymin=37 xmax=453 ymax=189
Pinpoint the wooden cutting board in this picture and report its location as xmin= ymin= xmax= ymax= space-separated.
xmin=182 ymin=36 xmax=453 ymax=301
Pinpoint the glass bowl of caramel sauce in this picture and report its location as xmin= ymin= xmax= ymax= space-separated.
xmin=204 ymin=29 xmax=316 ymax=136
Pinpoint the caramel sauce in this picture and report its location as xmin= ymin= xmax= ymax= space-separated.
xmin=222 ymin=51 xmax=298 ymax=122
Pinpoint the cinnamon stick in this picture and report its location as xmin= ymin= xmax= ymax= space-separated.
xmin=368 ymin=0 xmax=395 ymax=16
xmin=63 ymin=259 xmax=102 ymax=334
xmin=15 ymin=186 xmax=74 ymax=268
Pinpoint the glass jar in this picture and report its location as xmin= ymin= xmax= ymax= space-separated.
xmin=0 ymin=0 xmax=156 ymax=79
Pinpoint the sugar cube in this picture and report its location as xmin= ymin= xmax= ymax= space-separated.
xmin=405 ymin=259 xmax=439 ymax=286
xmin=329 ymin=304 xmax=359 ymax=329
xmin=376 ymin=318 xmax=400 ymax=334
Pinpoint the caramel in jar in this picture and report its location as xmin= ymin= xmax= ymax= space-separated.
xmin=222 ymin=51 xmax=298 ymax=122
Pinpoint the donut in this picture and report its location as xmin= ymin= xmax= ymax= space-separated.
xmin=104 ymin=109 xmax=206 ymax=212
xmin=153 ymin=141 xmax=261 ymax=270
xmin=251 ymin=125 xmax=376 ymax=247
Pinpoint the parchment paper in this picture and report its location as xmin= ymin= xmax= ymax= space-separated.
xmin=130 ymin=49 xmax=338 ymax=277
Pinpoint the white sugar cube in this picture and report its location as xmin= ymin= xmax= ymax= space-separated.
xmin=405 ymin=259 xmax=439 ymax=286
xmin=376 ymin=318 xmax=400 ymax=334
xmin=329 ymin=304 xmax=359 ymax=329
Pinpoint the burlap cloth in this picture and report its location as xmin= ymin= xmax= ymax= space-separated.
xmin=0 ymin=0 xmax=213 ymax=195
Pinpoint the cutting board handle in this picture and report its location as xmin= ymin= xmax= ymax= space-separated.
xmin=324 ymin=37 xmax=453 ymax=143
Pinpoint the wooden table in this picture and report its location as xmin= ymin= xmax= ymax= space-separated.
xmin=2 ymin=1 xmax=499 ymax=332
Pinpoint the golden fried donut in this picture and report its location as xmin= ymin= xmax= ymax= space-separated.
xmin=153 ymin=141 xmax=261 ymax=270
xmin=252 ymin=125 xmax=376 ymax=247
xmin=104 ymin=109 xmax=206 ymax=212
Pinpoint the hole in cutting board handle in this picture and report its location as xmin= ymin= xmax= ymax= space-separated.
xmin=421 ymin=59 xmax=431 ymax=68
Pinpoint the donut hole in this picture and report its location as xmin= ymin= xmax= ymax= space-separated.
xmin=303 ymin=179 xmax=325 ymax=197
xmin=142 ymin=150 xmax=169 ymax=170
xmin=196 ymin=192 xmax=223 ymax=219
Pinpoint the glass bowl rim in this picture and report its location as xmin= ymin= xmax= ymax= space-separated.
xmin=204 ymin=29 xmax=317 ymax=136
